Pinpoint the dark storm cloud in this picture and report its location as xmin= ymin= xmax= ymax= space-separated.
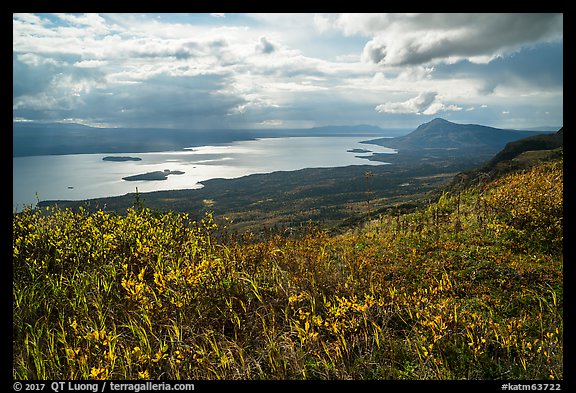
xmin=13 ymin=52 xmax=56 ymax=98
xmin=66 ymin=74 xmax=247 ymax=129
xmin=432 ymin=42 xmax=563 ymax=95
xmin=356 ymin=13 xmax=563 ymax=66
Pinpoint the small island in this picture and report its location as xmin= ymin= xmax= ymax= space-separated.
xmin=347 ymin=148 xmax=372 ymax=153
xmin=122 ymin=169 xmax=185 ymax=181
xmin=103 ymin=156 xmax=142 ymax=162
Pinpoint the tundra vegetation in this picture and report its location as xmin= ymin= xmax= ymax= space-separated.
xmin=13 ymin=157 xmax=562 ymax=380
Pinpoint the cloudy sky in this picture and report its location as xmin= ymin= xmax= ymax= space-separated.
xmin=13 ymin=13 xmax=563 ymax=130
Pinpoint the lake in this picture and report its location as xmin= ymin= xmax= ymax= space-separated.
xmin=13 ymin=136 xmax=396 ymax=211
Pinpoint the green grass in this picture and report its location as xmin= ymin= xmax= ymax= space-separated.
xmin=13 ymin=158 xmax=563 ymax=380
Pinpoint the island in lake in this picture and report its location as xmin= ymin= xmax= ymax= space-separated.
xmin=103 ymin=156 xmax=142 ymax=162
xmin=347 ymin=148 xmax=372 ymax=153
xmin=122 ymin=169 xmax=185 ymax=181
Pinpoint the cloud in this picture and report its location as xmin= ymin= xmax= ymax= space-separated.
xmin=12 ymin=13 xmax=563 ymax=130
xmin=53 ymin=13 xmax=108 ymax=33
xmin=74 ymin=59 xmax=108 ymax=68
xmin=376 ymin=92 xmax=437 ymax=114
xmin=431 ymin=42 xmax=563 ymax=97
xmin=324 ymin=13 xmax=563 ymax=66
xmin=313 ymin=14 xmax=332 ymax=33
xmin=375 ymin=92 xmax=462 ymax=115
xmin=14 ymin=13 xmax=326 ymax=128
xmin=256 ymin=36 xmax=276 ymax=54
xmin=258 ymin=119 xmax=283 ymax=127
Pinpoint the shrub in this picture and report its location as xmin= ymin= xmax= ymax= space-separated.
xmin=12 ymin=158 xmax=563 ymax=380
xmin=482 ymin=160 xmax=563 ymax=254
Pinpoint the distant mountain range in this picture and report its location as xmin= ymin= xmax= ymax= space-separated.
xmin=365 ymin=118 xmax=556 ymax=154
xmin=12 ymin=122 xmax=403 ymax=157
xmin=13 ymin=118 xmax=557 ymax=158
xmin=12 ymin=123 xmax=258 ymax=157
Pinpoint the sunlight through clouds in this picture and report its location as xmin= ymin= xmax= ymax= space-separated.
xmin=13 ymin=13 xmax=562 ymax=129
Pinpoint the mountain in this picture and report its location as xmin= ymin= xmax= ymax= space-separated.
xmin=12 ymin=123 xmax=258 ymax=157
xmin=365 ymin=118 xmax=553 ymax=154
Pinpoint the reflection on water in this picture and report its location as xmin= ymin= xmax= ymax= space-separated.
xmin=13 ymin=136 xmax=395 ymax=211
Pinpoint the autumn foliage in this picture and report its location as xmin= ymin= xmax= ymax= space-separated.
xmin=13 ymin=158 xmax=563 ymax=380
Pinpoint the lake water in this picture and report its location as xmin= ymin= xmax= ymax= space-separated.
xmin=13 ymin=136 xmax=396 ymax=211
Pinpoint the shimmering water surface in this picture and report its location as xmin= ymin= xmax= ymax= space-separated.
xmin=13 ymin=136 xmax=395 ymax=210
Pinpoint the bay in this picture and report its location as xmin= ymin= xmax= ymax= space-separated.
xmin=13 ymin=136 xmax=396 ymax=211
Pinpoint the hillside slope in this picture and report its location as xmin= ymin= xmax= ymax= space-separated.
xmin=13 ymin=152 xmax=563 ymax=380
xmin=450 ymin=126 xmax=563 ymax=189
xmin=485 ymin=127 xmax=563 ymax=168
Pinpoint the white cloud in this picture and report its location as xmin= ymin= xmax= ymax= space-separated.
xmin=13 ymin=13 xmax=45 ymax=25
xmin=375 ymin=92 xmax=462 ymax=115
xmin=17 ymin=53 xmax=61 ymax=67
xmin=376 ymin=92 xmax=437 ymax=114
xmin=73 ymin=59 xmax=108 ymax=68
xmin=258 ymin=119 xmax=283 ymax=127
xmin=12 ymin=13 xmax=563 ymax=129
xmin=54 ymin=13 xmax=108 ymax=32
xmin=313 ymin=14 xmax=333 ymax=33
